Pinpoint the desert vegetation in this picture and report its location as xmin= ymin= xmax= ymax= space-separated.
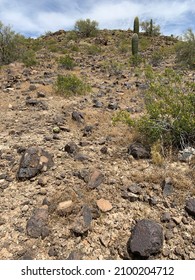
xmin=0 ymin=17 xmax=195 ymax=261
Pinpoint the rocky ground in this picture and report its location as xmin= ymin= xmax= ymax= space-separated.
xmin=0 ymin=30 xmax=195 ymax=260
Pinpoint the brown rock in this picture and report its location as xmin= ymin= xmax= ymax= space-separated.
xmin=96 ymin=198 xmax=113 ymax=212
xmin=56 ymin=200 xmax=73 ymax=216
xmin=88 ymin=169 xmax=104 ymax=189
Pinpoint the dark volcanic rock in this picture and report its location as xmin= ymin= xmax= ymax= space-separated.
xmin=26 ymin=206 xmax=50 ymax=239
xmin=64 ymin=142 xmax=79 ymax=155
xmin=128 ymin=143 xmax=150 ymax=159
xmin=87 ymin=169 xmax=104 ymax=189
xmin=128 ymin=219 xmax=163 ymax=258
xmin=72 ymin=111 xmax=84 ymax=123
xmin=17 ymin=147 xmax=54 ymax=180
xmin=71 ymin=205 xmax=92 ymax=235
xmin=185 ymin=198 xmax=195 ymax=217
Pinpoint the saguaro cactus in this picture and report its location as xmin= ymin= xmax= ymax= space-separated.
xmin=132 ymin=33 xmax=139 ymax=56
xmin=149 ymin=19 xmax=153 ymax=36
xmin=133 ymin=16 xmax=139 ymax=35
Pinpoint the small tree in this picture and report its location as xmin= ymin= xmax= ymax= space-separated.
xmin=175 ymin=29 xmax=195 ymax=69
xmin=0 ymin=21 xmax=24 ymax=65
xmin=74 ymin=19 xmax=99 ymax=37
xmin=140 ymin=19 xmax=160 ymax=36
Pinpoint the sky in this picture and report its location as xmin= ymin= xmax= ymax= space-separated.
xmin=0 ymin=0 xmax=194 ymax=37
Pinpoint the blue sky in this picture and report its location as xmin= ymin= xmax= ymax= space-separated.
xmin=0 ymin=0 xmax=194 ymax=37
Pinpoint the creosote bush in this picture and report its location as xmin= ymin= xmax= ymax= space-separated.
xmin=58 ymin=55 xmax=76 ymax=69
xmin=113 ymin=68 xmax=195 ymax=149
xmin=54 ymin=74 xmax=91 ymax=97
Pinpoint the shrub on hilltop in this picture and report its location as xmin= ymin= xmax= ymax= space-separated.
xmin=74 ymin=19 xmax=99 ymax=38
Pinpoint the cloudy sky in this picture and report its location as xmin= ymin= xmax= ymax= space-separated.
xmin=0 ymin=0 xmax=194 ymax=37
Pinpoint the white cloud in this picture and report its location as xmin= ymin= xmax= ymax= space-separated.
xmin=0 ymin=0 xmax=194 ymax=36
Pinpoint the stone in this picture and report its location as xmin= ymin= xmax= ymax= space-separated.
xmin=64 ymin=142 xmax=79 ymax=155
xmin=162 ymin=177 xmax=173 ymax=196
xmin=26 ymin=206 xmax=50 ymax=239
xmin=71 ymin=205 xmax=92 ymax=235
xmin=17 ymin=147 xmax=54 ymax=180
xmin=72 ymin=111 xmax=84 ymax=123
xmin=172 ymin=216 xmax=182 ymax=225
xmin=128 ymin=184 xmax=142 ymax=194
xmin=108 ymin=102 xmax=118 ymax=110
xmin=128 ymin=143 xmax=150 ymax=159
xmin=128 ymin=219 xmax=163 ymax=258
xmin=96 ymin=198 xmax=113 ymax=212
xmin=74 ymin=153 xmax=89 ymax=162
xmin=88 ymin=169 xmax=104 ymax=189
xmin=160 ymin=212 xmax=171 ymax=223
xmin=48 ymin=247 xmax=58 ymax=257
xmin=185 ymin=198 xmax=195 ymax=217
xmin=93 ymin=100 xmax=103 ymax=108
xmin=56 ymin=200 xmax=73 ymax=216
xmin=178 ymin=147 xmax=195 ymax=163
xmin=82 ymin=125 xmax=93 ymax=136
xmin=67 ymin=251 xmax=83 ymax=260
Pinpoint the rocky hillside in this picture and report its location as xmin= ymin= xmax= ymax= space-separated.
xmin=0 ymin=30 xmax=195 ymax=260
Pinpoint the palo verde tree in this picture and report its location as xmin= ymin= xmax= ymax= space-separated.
xmin=74 ymin=19 xmax=99 ymax=38
xmin=140 ymin=19 xmax=160 ymax=36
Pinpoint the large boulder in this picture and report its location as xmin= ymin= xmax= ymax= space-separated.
xmin=128 ymin=219 xmax=164 ymax=258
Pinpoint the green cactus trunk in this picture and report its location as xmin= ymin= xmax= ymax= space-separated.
xmin=149 ymin=19 xmax=153 ymax=36
xmin=132 ymin=33 xmax=139 ymax=56
xmin=133 ymin=16 xmax=139 ymax=35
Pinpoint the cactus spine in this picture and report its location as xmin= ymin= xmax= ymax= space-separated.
xmin=133 ymin=16 xmax=139 ymax=35
xmin=132 ymin=33 xmax=139 ymax=56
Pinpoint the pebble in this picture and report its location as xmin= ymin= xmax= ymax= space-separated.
xmin=96 ymin=198 xmax=113 ymax=212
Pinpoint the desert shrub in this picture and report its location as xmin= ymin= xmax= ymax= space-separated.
xmin=74 ymin=19 xmax=99 ymax=38
xmin=140 ymin=19 xmax=160 ymax=36
xmin=100 ymin=60 xmax=124 ymax=76
xmin=175 ymin=29 xmax=195 ymax=69
xmin=0 ymin=21 xmax=25 ymax=65
xmin=118 ymin=40 xmax=129 ymax=53
xmin=58 ymin=55 xmax=76 ymax=69
xmin=54 ymin=74 xmax=91 ymax=96
xmin=129 ymin=54 xmax=143 ymax=66
xmin=112 ymin=110 xmax=134 ymax=126
xmin=139 ymin=37 xmax=152 ymax=51
xmin=21 ymin=50 xmax=37 ymax=67
xmin=84 ymin=44 xmax=101 ymax=55
xmin=112 ymin=68 xmax=195 ymax=148
xmin=137 ymin=68 xmax=195 ymax=147
xmin=150 ymin=50 xmax=164 ymax=66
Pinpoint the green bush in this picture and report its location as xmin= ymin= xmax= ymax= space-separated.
xmin=137 ymin=68 xmax=195 ymax=147
xmin=21 ymin=50 xmax=37 ymax=67
xmin=58 ymin=55 xmax=76 ymax=69
xmin=74 ymin=19 xmax=99 ymax=37
xmin=54 ymin=74 xmax=91 ymax=96
xmin=0 ymin=21 xmax=25 ymax=65
xmin=84 ymin=44 xmax=101 ymax=55
xmin=175 ymin=29 xmax=195 ymax=69
xmin=112 ymin=68 xmax=195 ymax=148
